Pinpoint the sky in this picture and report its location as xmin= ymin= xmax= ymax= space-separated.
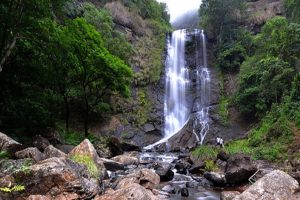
xmin=156 ymin=0 xmax=202 ymax=23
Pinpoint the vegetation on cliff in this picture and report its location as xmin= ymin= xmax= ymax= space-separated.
xmin=197 ymin=0 xmax=300 ymax=161
xmin=0 ymin=0 xmax=171 ymax=140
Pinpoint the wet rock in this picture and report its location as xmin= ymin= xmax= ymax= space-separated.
xmin=95 ymin=183 xmax=159 ymax=200
xmin=107 ymin=137 xmax=123 ymax=157
xmin=19 ymin=157 xmax=99 ymax=199
xmin=43 ymin=145 xmax=66 ymax=159
xmin=204 ymin=172 xmax=226 ymax=186
xmin=155 ymin=162 xmax=174 ymax=182
xmin=152 ymin=189 xmax=170 ymax=199
xmin=179 ymin=188 xmax=189 ymax=197
xmin=32 ymin=135 xmax=50 ymax=151
xmin=143 ymin=123 xmax=156 ymax=133
xmin=15 ymin=147 xmax=45 ymax=162
xmin=101 ymin=158 xmax=124 ymax=171
xmin=175 ymin=159 xmax=191 ymax=175
xmin=233 ymin=170 xmax=299 ymax=200
xmin=161 ymin=185 xmax=176 ymax=194
xmin=112 ymin=154 xmax=139 ymax=166
xmin=217 ymin=150 xmax=230 ymax=161
xmin=221 ymin=191 xmax=241 ymax=200
xmin=120 ymin=142 xmax=141 ymax=152
xmin=55 ymin=144 xmax=74 ymax=154
xmin=0 ymin=132 xmax=23 ymax=155
xmin=116 ymin=168 xmax=160 ymax=190
xmin=225 ymin=153 xmax=257 ymax=184
xmin=26 ymin=195 xmax=51 ymax=200
xmin=189 ymin=161 xmax=205 ymax=174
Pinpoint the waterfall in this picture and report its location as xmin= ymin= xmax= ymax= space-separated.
xmin=145 ymin=29 xmax=210 ymax=150
xmin=193 ymin=30 xmax=211 ymax=144
xmin=145 ymin=30 xmax=189 ymax=149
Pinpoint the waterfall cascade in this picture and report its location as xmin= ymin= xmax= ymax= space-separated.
xmin=145 ymin=29 xmax=210 ymax=149
xmin=192 ymin=30 xmax=211 ymax=144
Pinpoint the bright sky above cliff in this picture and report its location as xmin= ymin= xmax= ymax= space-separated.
xmin=156 ymin=0 xmax=202 ymax=23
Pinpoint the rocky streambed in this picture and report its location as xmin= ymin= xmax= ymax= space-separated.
xmin=1 ymin=131 xmax=300 ymax=200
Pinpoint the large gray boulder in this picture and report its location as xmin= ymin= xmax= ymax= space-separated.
xmin=0 ymin=132 xmax=23 ymax=155
xmin=225 ymin=153 xmax=257 ymax=184
xmin=233 ymin=170 xmax=299 ymax=200
xmin=15 ymin=147 xmax=45 ymax=162
xmin=43 ymin=145 xmax=66 ymax=159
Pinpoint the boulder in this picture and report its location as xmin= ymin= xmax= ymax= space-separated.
xmin=189 ymin=161 xmax=205 ymax=174
xmin=68 ymin=139 xmax=104 ymax=168
xmin=44 ymin=145 xmax=66 ymax=158
xmin=221 ymin=191 xmax=241 ymax=200
xmin=120 ymin=142 xmax=141 ymax=152
xmin=112 ymin=154 xmax=139 ymax=166
xmin=225 ymin=153 xmax=257 ymax=184
xmin=95 ymin=183 xmax=159 ymax=200
xmin=204 ymin=172 xmax=226 ymax=186
xmin=116 ymin=168 xmax=160 ymax=190
xmin=155 ymin=162 xmax=174 ymax=182
xmin=32 ymin=135 xmax=50 ymax=151
xmin=106 ymin=137 xmax=123 ymax=157
xmin=233 ymin=170 xmax=299 ymax=200
xmin=20 ymin=157 xmax=99 ymax=199
xmin=26 ymin=195 xmax=51 ymax=200
xmin=0 ymin=132 xmax=23 ymax=154
xmin=161 ymin=185 xmax=176 ymax=194
xmin=217 ymin=150 xmax=230 ymax=161
xmin=55 ymin=144 xmax=74 ymax=154
xmin=175 ymin=159 xmax=191 ymax=175
xmin=100 ymin=158 xmax=124 ymax=171
xmin=15 ymin=147 xmax=45 ymax=162
xmin=179 ymin=188 xmax=189 ymax=197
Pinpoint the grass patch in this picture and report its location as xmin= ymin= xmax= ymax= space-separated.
xmin=191 ymin=145 xmax=219 ymax=160
xmin=225 ymin=139 xmax=253 ymax=155
xmin=204 ymin=160 xmax=218 ymax=172
xmin=0 ymin=151 xmax=11 ymax=159
xmin=219 ymin=97 xmax=230 ymax=125
xmin=70 ymin=154 xmax=99 ymax=179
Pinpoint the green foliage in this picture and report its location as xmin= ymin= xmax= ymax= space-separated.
xmin=0 ymin=151 xmax=10 ymax=159
xmin=70 ymin=154 xmax=99 ymax=179
xmin=217 ymin=43 xmax=246 ymax=72
xmin=204 ymin=160 xmax=218 ymax=172
xmin=225 ymin=139 xmax=253 ymax=155
xmin=285 ymin=0 xmax=300 ymax=23
xmin=191 ymin=145 xmax=219 ymax=160
xmin=0 ymin=185 xmax=25 ymax=193
xmin=218 ymin=97 xmax=229 ymax=125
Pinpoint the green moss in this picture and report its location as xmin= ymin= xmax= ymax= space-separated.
xmin=132 ymin=88 xmax=151 ymax=126
xmin=70 ymin=154 xmax=99 ymax=179
xmin=219 ymin=97 xmax=230 ymax=125
xmin=204 ymin=160 xmax=218 ymax=172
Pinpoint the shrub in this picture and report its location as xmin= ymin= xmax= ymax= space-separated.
xmin=70 ymin=154 xmax=99 ymax=179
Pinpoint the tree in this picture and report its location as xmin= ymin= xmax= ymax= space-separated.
xmin=63 ymin=18 xmax=132 ymax=135
xmin=0 ymin=0 xmax=66 ymax=72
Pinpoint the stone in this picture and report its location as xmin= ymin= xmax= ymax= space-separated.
xmin=225 ymin=153 xmax=257 ymax=184
xmin=116 ymin=168 xmax=160 ymax=190
xmin=0 ymin=132 xmax=23 ymax=155
xmin=106 ymin=137 xmax=123 ymax=157
xmin=15 ymin=147 xmax=45 ymax=162
xmin=217 ymin=150 xmax=230 ymax=161
xmin=68 ymin=139 xmax=104 ymax=169
xmin=112 ymin=154 xmax=139 ymax=166
xmin=155 ymin=162 xmax=174 ymax=182
xmin=143 ymin=123 xmax=156 ymax=133
xmin=175 ymin=159 xmax=191 ymax=174
xmin=161 ymin=185 xmax=176 ymax=194
xmin=179 ymin=188 xmax=189 ymax=197
xmin=221 ymin=191 xmax=241 ymax=200
xmin=21 ymin=157 xmax=99 ymax=199
xmin=26 ymin=195 xmax=51 ymax=200
xmin=204 ymin=172 xmax=226 ymax=186
xmin=95 ymin=183 xmax=159 ymax=200
xmin=100 ymin=158 xmax=124 ymax=171
xmin=55 ymin=144 xmax=74 ymax=154
xmin=32 ymin=135 xmax=50 ymax=151
xmin=120 ymin=142 xmax=141 ymax=152
xmin=189 ymin=161 xmax=205 ymax=174
xmin=233 ymin=170 xmax=299 ymax=200
xmin=44 ymin=145 xmax=66 ymax=158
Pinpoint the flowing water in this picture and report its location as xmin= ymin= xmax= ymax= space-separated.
xmin=192 ymin=30 xmax=211 ymax=144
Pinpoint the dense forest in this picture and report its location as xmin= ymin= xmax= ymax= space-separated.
xmin=0 ymin=0 xmax=170 ymax=142
xmin=195 ymin=0 xmax=300 ymax=161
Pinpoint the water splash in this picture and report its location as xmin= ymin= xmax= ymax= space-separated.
xmin=193 ymin=30 xmax=211 ymax=144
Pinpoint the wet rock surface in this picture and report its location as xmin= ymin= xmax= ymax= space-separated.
xmin=0 ymin=132 xmax=23 ymax=155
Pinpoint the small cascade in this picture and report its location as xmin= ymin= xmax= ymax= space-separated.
xmin=145 ymin=30 xmax=189 ymax=149
xmin=193 ymin=30 xmax=211 ymax=144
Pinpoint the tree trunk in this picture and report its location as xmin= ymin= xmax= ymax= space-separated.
xmin=0 ymin=36 xmax=17 ymax=73
xmin=64 ymin=97 xmax=70 ymax=131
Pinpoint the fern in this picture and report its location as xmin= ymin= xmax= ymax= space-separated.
xmin=0 ymin=185 xmax=25 ymax=193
